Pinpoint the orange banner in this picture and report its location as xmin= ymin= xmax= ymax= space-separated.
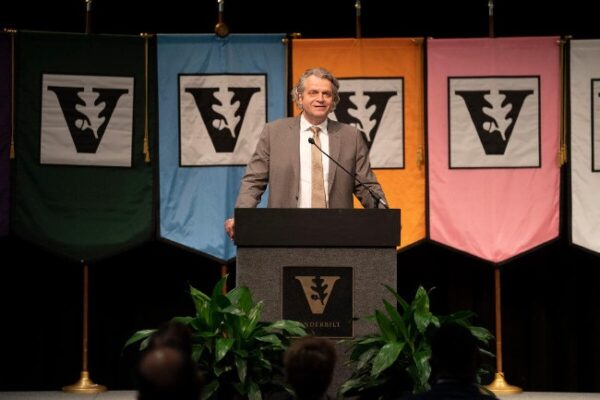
xmin=292 ymin=39 xmax=425 ymax=249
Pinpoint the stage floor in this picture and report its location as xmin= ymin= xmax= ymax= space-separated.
xmin=1 ymin=391 xmax=600 ymax=400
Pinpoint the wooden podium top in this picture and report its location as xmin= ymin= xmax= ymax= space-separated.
xmin=235 ymin=208 xmax=400 ymax=247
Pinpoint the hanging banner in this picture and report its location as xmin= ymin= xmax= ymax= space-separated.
xmin=428 ymin=37 xmax=560 ymax=263
xmin=292 ymin=38 xmax=425 ymax=249
xmin=13 ymin=31 xmax=153 ymax=261
xmin=157 ymin=34 xmax=285 ymax=262
xmin=570 ymin=39 xmax=600 ymax=254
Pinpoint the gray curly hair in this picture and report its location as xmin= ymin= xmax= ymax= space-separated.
xmin=291 ymin=67 xmax=340 ymax=111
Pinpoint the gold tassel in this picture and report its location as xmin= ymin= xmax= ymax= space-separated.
xmin=143 ymin=134 xmax=150 ymax=163
xmin=417 ymin=38 xmax=425 ymax=169
xmin=558 ymin=37 xmax=568 ymax=167
xmin=141 ymin=32 xmax=151 ymax=163
xmin=417 ymin=144 xmax=424 ymax=168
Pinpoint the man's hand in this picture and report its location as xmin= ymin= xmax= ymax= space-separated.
xmin=225 ymin=218 xmax=235 ymax=240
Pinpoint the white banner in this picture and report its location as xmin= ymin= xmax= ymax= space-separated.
xmin=570 ymin=40 xmax=600 ymax=254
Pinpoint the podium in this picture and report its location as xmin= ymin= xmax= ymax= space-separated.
xmin=235 ymin=208 xmax=400 ymax=339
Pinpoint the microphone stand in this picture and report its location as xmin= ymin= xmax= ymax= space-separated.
xmin=308 ymin=138 xmax=388 ymax=209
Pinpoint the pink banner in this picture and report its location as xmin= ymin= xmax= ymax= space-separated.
xmin=427 ymin=37 xmax=560 ymax=263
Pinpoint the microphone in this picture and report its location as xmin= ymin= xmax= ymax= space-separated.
xmin=308 ymin=137 xmax=388 ymax=209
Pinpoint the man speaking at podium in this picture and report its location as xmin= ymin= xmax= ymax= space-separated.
xmin=225 ymin=67 xmax=387 ymax=240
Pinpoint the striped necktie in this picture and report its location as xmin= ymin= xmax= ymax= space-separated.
xmin=310 ymin=126 xmax=327 ymax=208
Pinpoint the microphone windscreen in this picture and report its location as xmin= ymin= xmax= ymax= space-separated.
xmin=308 ymin=137 xmax=315 ymax=144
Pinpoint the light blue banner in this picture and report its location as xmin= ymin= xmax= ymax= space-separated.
xmin=157 ymin=34 xmax=285 ymax=262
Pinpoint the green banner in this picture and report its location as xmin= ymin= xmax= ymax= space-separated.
xmin=14 ymin=31 xmax=154 ymax=261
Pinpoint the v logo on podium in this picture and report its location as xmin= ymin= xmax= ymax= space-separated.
xmin=283 ymin=266 xmax=353 ymax=337
xmin=295 ymin=276 xmax=341 ymax=314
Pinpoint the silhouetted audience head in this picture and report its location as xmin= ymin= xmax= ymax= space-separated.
xmin=148 ymin=321 xmax=193 ymax=355
xmin=284 ymin=336 xmax=336 ymax=399
xmin=430 ymin=323 xmax=480 ymax=383
xmin=137 ymin=321 xmax=201 ymax=400
xmin=137 ymin=346 xmax=201 ymax=400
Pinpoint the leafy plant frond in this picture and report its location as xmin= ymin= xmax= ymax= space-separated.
xmin=123 ymin=329 xmax=155 ymax=349
xmin=266 ymin=319 xmax=308 ymax=336
xmin=215 ymin=337 xmax=234 ymax=362
xmin=412 ymin=286 xmax=436 ymax=334
xmin=374 ymin=310 xmax=396 ymax=342
xmin=385 ymin=284 xmax=409 ymax=311
xmin=371 ymin=341 xmax=405 ymax=376
xmin=125 ymin=275 xmax=306 ymax=399
xmin=341 ymin=285 xmax=494 ymax=399
xmin=468 ymin=326 xmax=495 ymax=343
xmin=227 ymin=286 xmax=254 ymax=312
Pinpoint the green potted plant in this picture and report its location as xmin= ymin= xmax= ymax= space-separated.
xmin=339 ymin=285 xmax=494 ymax=399
xmin=125 ymin=276 xmax=307 ymax=400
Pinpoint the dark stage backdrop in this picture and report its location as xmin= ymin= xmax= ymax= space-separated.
xmin=1 ymin=0 xmax=599 ymax=392
xmin=1 ymin=232 xmax=599 ymax=391
xmin=0 ymin=0 xmax=598 ymax=39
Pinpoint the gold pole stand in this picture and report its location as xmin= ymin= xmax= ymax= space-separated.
xmin=486 ymin=268 xmax=522 ymax=395
xmin=221 ymin=264 xmax=229 ymax=294
xmin=63 ymin=371 xmax=106 ymax=394
xmin=487 ymin=372 xmax=522 ymax=395
xmin=63 ymin=263 xmax=107 ymax=394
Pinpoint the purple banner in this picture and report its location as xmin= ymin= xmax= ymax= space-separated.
xmin=0 ymin=34 xmax=10 ymax=237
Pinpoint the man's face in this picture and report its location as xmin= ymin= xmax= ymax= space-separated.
xmin=299 ymin=75 xmax=334 ymax=124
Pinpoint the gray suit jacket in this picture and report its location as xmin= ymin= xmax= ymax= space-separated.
xmin=235 ymin=117 xmax=387 ymax=209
